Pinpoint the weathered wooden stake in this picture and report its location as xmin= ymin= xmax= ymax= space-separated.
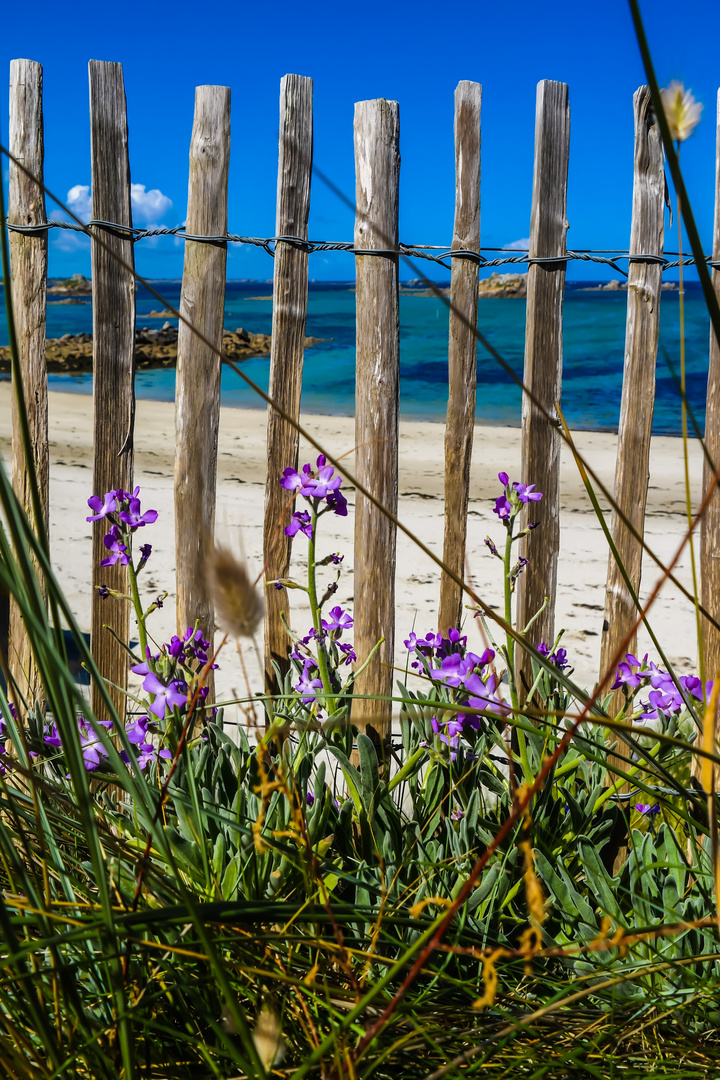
xmin=698 ymin=88 xmax=720 ymax=785
xmin=600 ymin=86 xmax=664 ymax=753
xmin=8 ymin=58 xmax=49 ymax=711
xmin=263 ymin=74 xmax=313 ymax=697
xmin=439 ymin=80 xmax=482 ymax=635
xmin=175 ymin=85 xmax=231 ymax=705
xmin=516 ymin=80 xmax=570 ymax=691
xmin=89 ymin=60 xmax=135 ymax=724
xmin=351 ymin=99 xmax=400 ymax=750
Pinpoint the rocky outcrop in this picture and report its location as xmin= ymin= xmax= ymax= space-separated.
xmin=0 ymin=325 xmax=326 ymax=374
xmin=47 ymin=273 xmax=92 ymax=296
xmin=478 ymin=272 xmax=527 ymax=298
xmin=581 ymin=279 xmax=679 ymax=292
xmin=400 ymin=272 xmax=528 ymax=299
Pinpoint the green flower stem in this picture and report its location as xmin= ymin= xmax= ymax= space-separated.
xmin=125 ymin=539 xmax=148 ymax=664
xmin=307 ymin=507 xmax=336 ymax=713
xmin=503 ymin=516 xmax=531 ymax=780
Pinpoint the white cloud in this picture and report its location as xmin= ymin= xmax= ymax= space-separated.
xmin=64 ymin=182 xmax=172 ymax=225
xmin=131 ymin=184 xmax=172 ymax=222
xmin=67 ymin=184 xmax=92 ymax=222
xmin=503 ymin=237 xmax=530 ymax=251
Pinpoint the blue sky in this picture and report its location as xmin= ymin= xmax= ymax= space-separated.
xmin=2 ymin=0 xmax=719 ymax=280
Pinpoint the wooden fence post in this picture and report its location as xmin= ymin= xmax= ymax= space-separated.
xmin=699 ymin=87 xmax=720 ymax=785
xmin=263 ymin=74 xmax=313 ymax=697
xmin=515 ymin=80 xmax=570 ymax=692
xmin=439 ymin=80 xmax=482 ymax=635
xmin=89 ymin=60 xmax=135 ymax=724
xmin=600 ymin=86 xmax=664 ymax=742
xmin=8 ymin=58 xmax=49 ymax=712
xmin=175 ymin=85 xmax=231 ymax=706
xmin=351 ymin=99 xmax=400 ymax=751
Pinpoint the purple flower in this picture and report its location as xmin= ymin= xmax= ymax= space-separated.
xmin=139 ymin=543 xmax=152 ymax=561
xmin=86 ymin=490 xmax=119 ymax=522
xmin=306 ymin=791 xmax=315 ymax=807
xmin=131 ymin=647 xmax=160 ymax=677
xmin=303 ymin=461 xmax=342 ymax=500
xmin=493 ymin=495 xmax=512 ymax=520
xmin=97 ymin=584 xmax=111 ymax=599
xmin=498 ymin=472 xmax=509 ymax=487
xmin=119 ymin=495 xmax=158 ymax=529
xmin=322 ymin=605 xmax=353 ymax=636
xmin=279 ymin=466 xmax=314 ymax=496
xmin=513 ymin=482 xmax=543 ymax=504
xmin=44 ymin=722 xmax=63 ymax=748
xmin=137 ymin=743 xmax=172 ymax=769
xmin=273 ymin=580 xmax=284 ymax=590
xmin=484 ymin=536 xmax=499 ymax=557
xmin=326 ymin=489 xmax=348 ymax=517
xmin=450 ymin=808 xmax=463 ymax=821
xmin=125 ymin=715 xmax=152 ymax=745
xmin=404 ymin=632 xmax=419 ymax=650
xmin=101 ymin=527 xmax=130 ymax=568
xmin=611 ymin=653 xmax=651 ymax=692
xmin=332 ymin=553 xmax=344 ymax=565
xmin=285 ymin=511 xmax=313 ymax=539
xmin=337 ymin=642 xmax=357 ymax=665
xmin=78 ymin=717 xmax=112 ymax=771
xmin=635 ymin=803 xmax=660 ymax=816
xmin=123 ymin=742 xmax=172 ymax=770
xmin=142 ymin=671 xmax=188 ymax=718
xmin=430 ymin=716 xmax=460 ymax=760
xmin=295 ymin=665 xmax=324 ymax=703
xmin=537 ymin=642 xmax=570 ymax=671
xmin=465 ymin=672 xmax=511 ymax=720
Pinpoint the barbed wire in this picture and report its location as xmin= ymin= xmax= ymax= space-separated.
xmin=6 ymin=217 xmax=719 ymax=275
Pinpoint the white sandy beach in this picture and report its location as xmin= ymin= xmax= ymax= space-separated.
xmin=0 ymin=384 xmax=704 ymax=724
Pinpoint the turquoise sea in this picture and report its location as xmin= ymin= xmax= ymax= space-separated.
xmin=1 ymin=280 xmax=714 ymax=435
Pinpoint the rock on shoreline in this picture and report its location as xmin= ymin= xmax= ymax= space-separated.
xmin=0 ymin=325 xmax=326 ymax=374
xmin=47 ymin=273 xmax=92 ymax=297
xmin=400 ymin=272 xmax=528 ymax=298
xmin=581 ymin=279 xmax=679 ymax=292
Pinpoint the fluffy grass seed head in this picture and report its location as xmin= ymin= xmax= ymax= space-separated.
xmin=206 ymin=541 xmax=264 ymax=638
xmin=661 ymin=80 xmax=702 ymax=142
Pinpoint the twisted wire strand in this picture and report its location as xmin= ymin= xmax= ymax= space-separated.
xmin=5 ymin=217 xmax=716 ymax=275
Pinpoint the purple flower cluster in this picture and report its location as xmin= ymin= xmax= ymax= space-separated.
xmin=294 ymin=658 xmax=324 ymax=703
xmin=121 ymin=715 xmax=172 ymax=770
xmin=167 ymin=626 xmax=212 ymax=667
xmin=493 ymin=471 xmax=543 ymax=522
xmin=405 ymin=629 xmax=510 ymax=758
xmin=44 ymin=716 xmax=113 ymax=771
xmin=44 ymin=713 xmax=171 ymax=773
xmin=280 ymin=455 xmax=348 ymax=538
xmin=132 ymin=652 xmax=189 ymax=719
xmin=87 ymin=487 xmax=158 ymax=568
xmin=636 ymin=802 xmax=660 ymax=816
xmin=537 ymin=641 xmax=570 ymax=672
xmin=612 ymin=653 xmax=711 ymax=722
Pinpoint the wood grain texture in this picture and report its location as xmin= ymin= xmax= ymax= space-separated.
xmin=89 ymin=61 xmax=135 ymax=724
xmin=174 ymin=85 xmax=231 ymax=706
xmin=516 ymin=80 xmax=569 ymax=693
xmin=439 ymin=81 xmax=481 ymax=635
xmin=8 ymin=59 xmax=49 ymax=710
xmin=351 ymin=99 xmax=400 ymax=748
xmin=600 ymin=86 xmax=664 ymax=747
xmin=698 ymin=88 xmax=720 ymax=784
xmin=263 ymin=74 xmax=313 ymax=695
